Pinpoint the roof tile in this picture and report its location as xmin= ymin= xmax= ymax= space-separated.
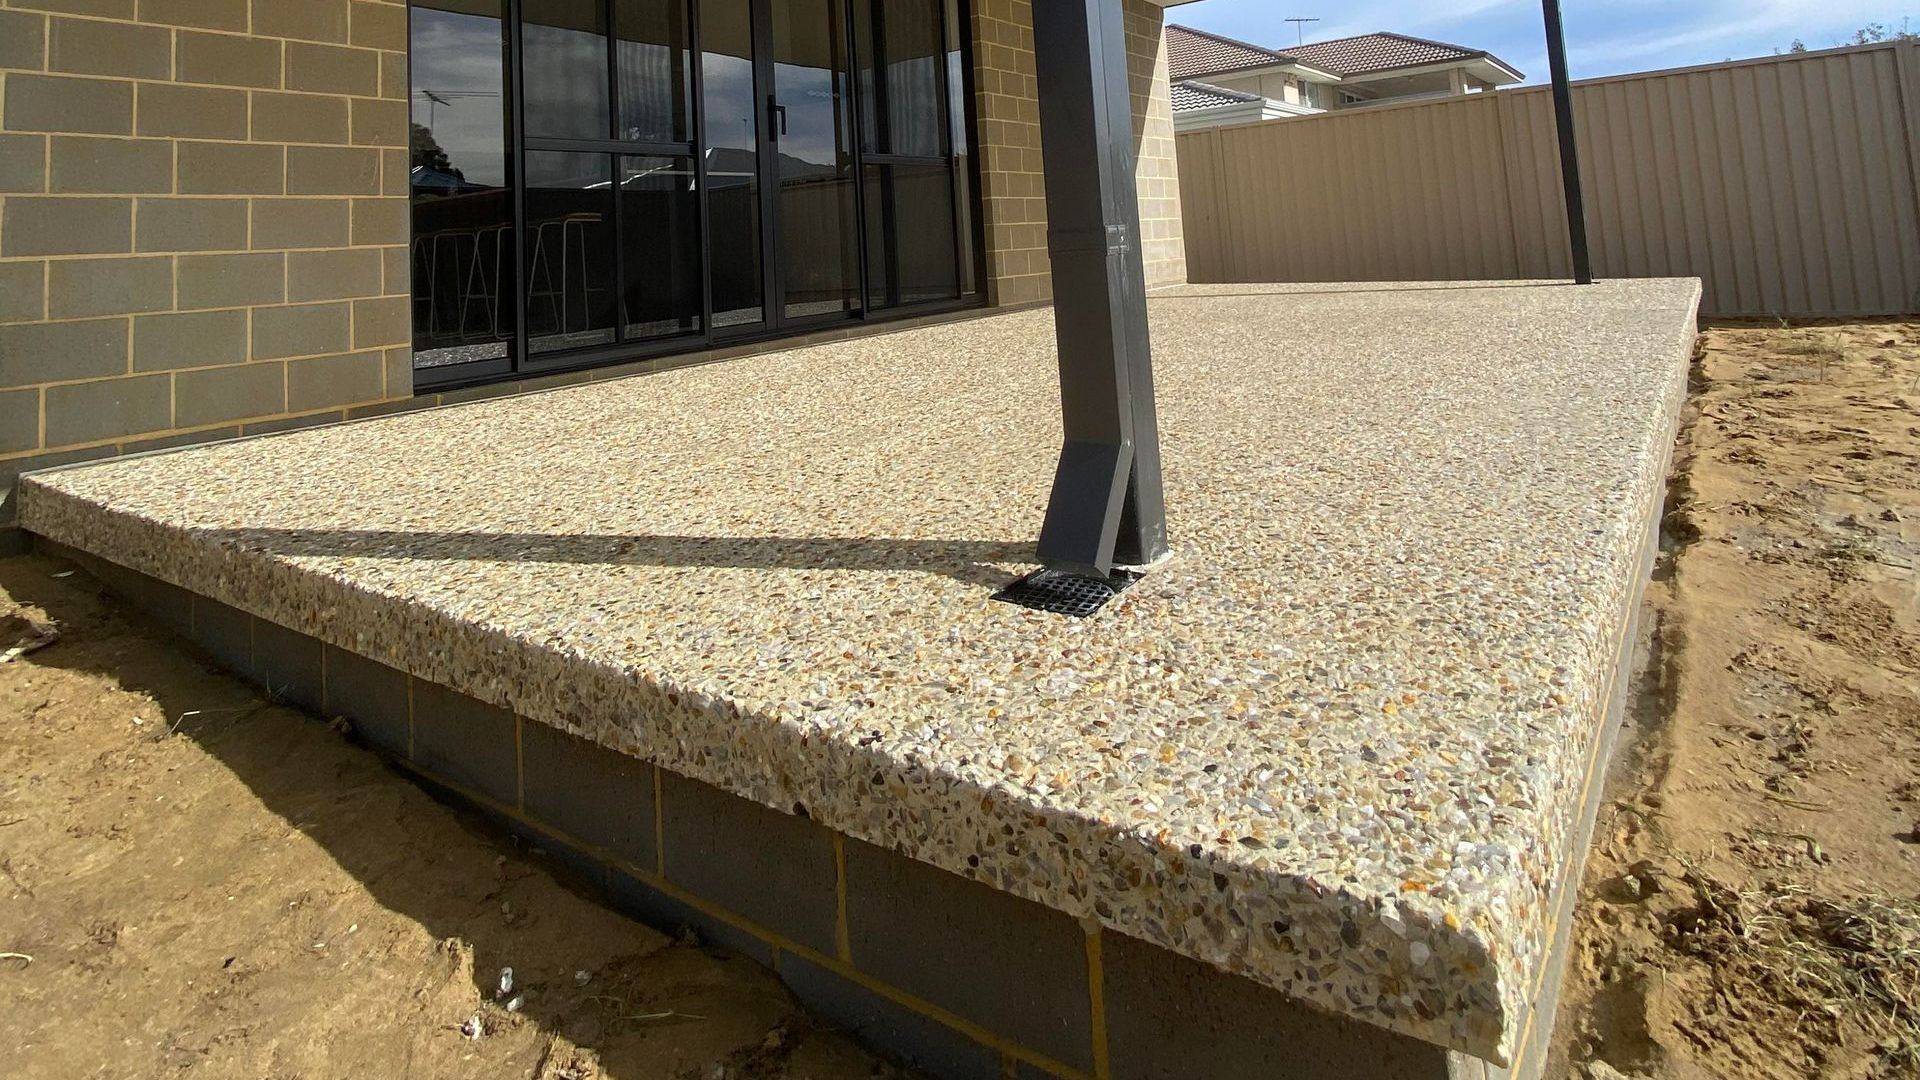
xmin=1167 ymin=25 xmax=1298 ymax=80
xmin=1287 ymin=32 xmax=1484 ymax=77
xmin=1170 ymin=80 xmax=1264 ymax=112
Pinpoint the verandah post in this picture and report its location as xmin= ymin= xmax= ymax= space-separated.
xmin=1542 ymin=0 xmax=1594 ymax=285
xmin=1030 ymin=0 xmax=1170 ymax=577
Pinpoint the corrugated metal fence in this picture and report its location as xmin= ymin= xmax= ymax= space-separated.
xmin=1176 ymin=42 xmax=1920 ymax=317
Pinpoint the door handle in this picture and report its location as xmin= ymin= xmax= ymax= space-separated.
xmin=768 ymin=98 xmax=788 ymax=137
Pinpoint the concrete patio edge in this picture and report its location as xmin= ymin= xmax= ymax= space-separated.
xmin=14 ymin=281 xmax=1703 ymax=1065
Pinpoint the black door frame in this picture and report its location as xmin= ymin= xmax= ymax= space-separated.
xmin=414 ymin=0 xmax=990 ymax=393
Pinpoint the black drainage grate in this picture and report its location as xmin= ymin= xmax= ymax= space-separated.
xmin=992 ymin=569 xmax=1141 ymax=618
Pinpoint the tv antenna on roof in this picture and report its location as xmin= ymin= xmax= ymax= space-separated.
xmin=1284 ymin=17 xmax=1320 ymax=46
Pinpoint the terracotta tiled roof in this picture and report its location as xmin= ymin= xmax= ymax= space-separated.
xmin=1286 ymin=32 xmax=1491 ymax=77
xmin=1167 ymin=24 xmax=1300 ymax=80
xmin=1170 ymin=80 xmax=1264 ymax=113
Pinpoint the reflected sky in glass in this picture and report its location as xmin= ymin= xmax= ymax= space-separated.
xmin=410 ymin=7 xmax=508 ymax=188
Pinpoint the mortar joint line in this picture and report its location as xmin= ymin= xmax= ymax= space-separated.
xmin=513 ymin=713 xmax=524 ymax=813
xmin=1084 ymin=927 xmax=1110 ymax=1080
xmin=651 ymin=763 xmax=665 ymax=877
xmin=833 ymin=833 xmax=852 ymax=964
xmin=386 ymin=752 xmax=1094 ymax=1080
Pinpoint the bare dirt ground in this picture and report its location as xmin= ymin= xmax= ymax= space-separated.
xmin=1552 ymin=321 xmax=1920 ymax=1080
xmin=0 ymin=560 xmax=911 ymax=1080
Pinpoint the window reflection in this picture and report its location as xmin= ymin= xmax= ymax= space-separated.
xmin=524 ymin=151 xmax=619 ymax=353
xmin=855 ymin=0 xmax=944 ymax=157
xmin=865 ymin=162 xmax=957 ymax=308
xmin=945 ymin=0 xmax=974 ymax=295
xmin=774 ymin=0 xmax=860 ymax=319
xmin=410 ymin=0 xmax=982 ymax=379
xmin=615 ymin=0 xmax=692 ymax=143
xmin=621 ymin=156 xmax=702 ymax=339
xmin=524 ymin=0 xmax=612 ymax=139
xmin=410 ymin=1 xmax=514 ymax=369
xmin=701 ymin=0 xmax=764 ymax=328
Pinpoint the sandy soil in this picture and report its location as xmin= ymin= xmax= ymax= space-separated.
xmin=1551 ymin=321 xmax=1920 ymax=1080
xmin=0 ymin=559 xmax=912 ymax=1080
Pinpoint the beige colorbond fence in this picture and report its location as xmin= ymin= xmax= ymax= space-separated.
xmin=1176 ymin=42 xmax=1920 ymax=317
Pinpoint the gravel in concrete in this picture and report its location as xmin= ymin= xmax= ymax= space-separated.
xmin=19 ymin=279 xmax=1703 ymax=1064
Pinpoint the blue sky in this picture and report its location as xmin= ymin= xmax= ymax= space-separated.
xmin=1171 ymin=1 xmax=1916 ymax=83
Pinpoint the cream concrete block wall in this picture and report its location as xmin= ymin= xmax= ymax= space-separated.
xmin=0 ymin=0 xmax=416 ymax=529
xmin=1124 ymin=0 xmax=1186 ymax=292
xmin=970 ymin=0 xmax=1188 ymax=308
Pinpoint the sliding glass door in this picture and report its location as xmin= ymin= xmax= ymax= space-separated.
xmin=699 ymin=0 xmax=765 ymax=329
xmin=854 ymin=0 xmax=972 ymax=308
xmin=409 ymin=0 xmax=982 ymax=385
xmin=408 ymin=0 xmax=516 ymax=377
xmin=770 ymin=0 xmax=861 ymax=320
xmin=519 ymin=0 xmax=700 ymax=358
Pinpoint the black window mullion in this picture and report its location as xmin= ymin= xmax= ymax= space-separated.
xmin=751 ymin=0 xmax=776 ymax=328
xmin=508 ymin=0 xmax=530 ymax=375
xmin=937 ymin=0 xmax=962 ymax=301
xmin=604 ymin=1 xmax=625 ymax=343
xmin=689 ymin=0 xmax=713 ymax=339
xmin=933 ymin=0 xmax=953 ymax=158
xmin=604 ymin=0 xmax=620 ymax=141
xmin=526 ymin=136 xmax=694 ymax=156
xmin=846 ymin=0 xmax=871 ymax=316
xmin=609 ymin=151 xmax=626 ymax=344
xmin=956 ymin=0 xmax=985 ymax=296
xmin=862 ymin=152 xmax=945 ymax=167
xmin=869 ymin=0 xmax=890 ymax=155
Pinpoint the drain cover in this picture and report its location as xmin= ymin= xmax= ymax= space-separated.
xmin=992 ymin=569 xmax=1141 ymax=618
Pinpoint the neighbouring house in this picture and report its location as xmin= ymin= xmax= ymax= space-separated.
xmin=1168 ymin=23 xmax=1524 ymax=131
xmin=0 ymin=0 xmax=1196 ymax=540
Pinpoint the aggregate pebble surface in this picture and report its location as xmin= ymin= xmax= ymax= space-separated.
xmin=19 ymin=280 xmax=1702 ymax=1065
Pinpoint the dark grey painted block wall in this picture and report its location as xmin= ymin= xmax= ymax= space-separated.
xmin=38 ymin=542 xmax=1518 ymax=1080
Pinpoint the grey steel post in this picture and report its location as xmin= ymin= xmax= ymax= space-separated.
xmin=1542 ymin=0 xmax=1593 ymax=284
xmin=1030 ymin=0 xmax=1169 ymax=576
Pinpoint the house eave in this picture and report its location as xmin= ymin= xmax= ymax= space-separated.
xmin=1341 ymin=56 xmax=1525 ymax=86
xmin=1172 ymin=97 xmax=1318 ymax=131
xmin=1179 ymin=58 xmax=1342 ymax=84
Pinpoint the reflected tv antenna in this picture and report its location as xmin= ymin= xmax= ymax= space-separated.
xmin=1284 ymin=17 xmax=1320 ymax=46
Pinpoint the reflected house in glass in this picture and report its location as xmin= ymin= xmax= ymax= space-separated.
xmin=404 ymin=0 xmax=1156 ymax=389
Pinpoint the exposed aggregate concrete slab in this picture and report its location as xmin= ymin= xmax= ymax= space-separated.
xmin=20 ymin=280 xmax=1702 ymax=1064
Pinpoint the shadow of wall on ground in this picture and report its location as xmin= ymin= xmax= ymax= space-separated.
xmin=0 ymin=555 xmax=897 ymax=1080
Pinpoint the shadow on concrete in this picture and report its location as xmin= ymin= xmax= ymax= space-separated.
xmin=179 ymin=527 xmax=1033 ymax=589
xmin=1155 ymin=281 xmax=1581 ymax=300
xmin=0 ymin=553 xmax=905 ymax=1080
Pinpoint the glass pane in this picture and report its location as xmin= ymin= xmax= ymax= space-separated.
xmin=944 ymin=0 xmax=975 ymax=295
xmin=774 ymin=0 xmax=859 ymax=319
xmin=699 ymin=0 xmax=762 ymax=328
xmin=864 ymin=162 xmax=957 ymax=310
xmin=620 ymin=155 xmax=701 ymax=339
xmin=855 ymin=0 xmax=943 ymax=156
xmin=523 ymin=0 xmax=611 ymax=140
xmin=524 ymin=151 xmax=618 ymax=354
xmin=409 ymin=0 xmax=515 ymax=370
xmin=614 ymin=0 xmax=691 ymax=143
